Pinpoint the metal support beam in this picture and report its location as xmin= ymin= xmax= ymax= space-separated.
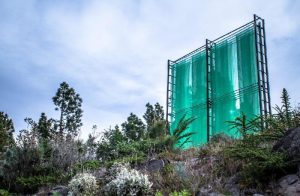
xmin=166 ymin=60 xmax=171 ymax=134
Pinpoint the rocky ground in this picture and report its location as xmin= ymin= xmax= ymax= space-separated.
xmin=37 ymin=126 xmax=300 ymax=196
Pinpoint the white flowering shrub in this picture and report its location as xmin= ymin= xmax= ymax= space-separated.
xmin=68 ymin=173 xmax=98 ymax=195
xmin=103 ymin=164 xmax=152 ymax=196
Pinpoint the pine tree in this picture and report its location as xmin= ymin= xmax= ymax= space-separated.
xmin=143 ymin=102 xmax=164 ymax=128
xmin=52 ymin=82 xmax=83 ymax=136
xmin=122 ymin=113 xmax=145 ymax=141
xmin=281 ymin=88 xmax=292 ymax=127
xmin=0 ymin=112 xmax=15 ymax=152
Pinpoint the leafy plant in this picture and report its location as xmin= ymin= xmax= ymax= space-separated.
xmin=103 ymin=163 xmax=152 ymax=196
xmin=68 ymin=173 xmax=98 ymax=196
xmin=0 ymin=189 xmax=9 ymax=196
xmin=16 ymin=175 xmax=57 ymax=191
xmin=170 ymin=189 xmax=191 ymax=196
xmin=53 ymin=82 xmax=83 ymax=136
xmin=226 ymin=113 xmax=261 ymax=137
xmin=171 ymin=115 xmax=196 ymax=149
xmin=0 ymin=112 xmax=15 ymax=153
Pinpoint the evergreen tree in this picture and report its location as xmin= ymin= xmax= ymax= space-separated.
xmin=104 ymin=125 xmax=125 ymax=145
xmin=281 ymin=88 xmax=292 ymax=127
xmin=122 ymin=113 xmax=145 ymax=141
xmin=0 ymin=112 xmax=15 ymax=152
xmin=143 ymin=103 xmax=166 ymax=138
xmin=37 ymin=113 xmax=54 ymax=160
xmin=52 ymin=82 xmax=83 ymax=136
xmin=143 ymin=102 xmax=164 ymax=128
xmin=37 ymin=113 xmax=54 ymax=140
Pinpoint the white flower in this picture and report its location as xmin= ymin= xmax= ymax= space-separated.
xmin=68 ymin=173 xmax=98 ymax=196
xmin=104 ymin=164 xmax=152 ymax=196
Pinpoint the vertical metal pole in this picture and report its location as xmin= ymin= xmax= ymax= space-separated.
xmin=262 ymin=19 xmax=272 ymax=115
xmin=258 ymin=22 xmax=268 ymax=119
xmin=254 ymin=14 xmax=264 ymax=129
xmin=206 ymin=39 xmax=210 ymax=142
xmin=166 ymin=60 xmax=170 ymax=134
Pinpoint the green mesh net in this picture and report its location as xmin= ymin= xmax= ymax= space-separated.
xmin=170 ymin=25 xmax=260 ymax=148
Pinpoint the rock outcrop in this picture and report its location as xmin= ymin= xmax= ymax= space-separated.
xmin=273 ymin=126 xmax=300 ymax=161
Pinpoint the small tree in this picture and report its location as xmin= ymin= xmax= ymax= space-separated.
xmin=37 ymin=113 xmax=54 ymax=140
xmin=143 ymin=103 xmax=164 ymax=128
xmin=36 ymin=113 xmax=55 ymax=160
xmin=0 ymin=112 xmax=15 ymax=152
xmin=121 ymin=113 xmax=145 ymax=141
xmin=143 ymin=103 xmax=166 ymax=138
xmin=52 ymin=82 xmax=83 ymax=136
xmin=281 ymin=88 xmax=292 ymax=127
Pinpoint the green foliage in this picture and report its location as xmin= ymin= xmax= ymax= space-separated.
xmin=104 ymin=125 xmax=125 ymax=146
xmin=143 ymin=102 xmax=165 ymax=129
xmin=0 ymin=112 xmax=15 ymax=153
xmin=155 ymin=190 xmax=191 ymax=196
xmin=16 ymin=175 xmax=56 ymax=192
xmin=225 ymin=142 xmax=287 ymax=187
xmin=224 ymin=114 xmax=289 ymax=188
xmin=68 ymin=173 xmax=98 ymax=196
xmin=85 ymin=127 xmax=98 ymax=159
xmin=171 ymin=115 xmax=196 ymax=148
xmin=226 ymin=113 xmax=261 ymax=137
xmin=170 ymin=189 xmax=191 ymax=196
xmin=73 ymin=160 xmax=101 ymax=173
xmin=52 ymin=81 xmax=83 ymax=136
xmin=37 ymin=113 xmax=55 ymax=140
xmin=147 ymin=120 xmax=167 ymax=139
xmin=102 ymin=164 xmax=152 ymax=196
xmin=0 ymin=189 xmax=9 ymax=196
xmin=155 ymin=191 xmax=163 ymax=196
xmin=121 ymin=113 xmax=146 ymax=141
xmin=281 ymin=88 xmax=292 ymax=127
xmin=151 ymin=162 xmax=188 ymax=194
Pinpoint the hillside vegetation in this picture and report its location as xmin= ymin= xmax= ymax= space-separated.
xmin=0 ymin=83 xmax=299 ymax=195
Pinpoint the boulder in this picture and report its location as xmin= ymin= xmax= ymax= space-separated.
xmin=273 ymin=126 xmax=300 ymax=161
xmin=48 ymin=186 xmax=69 ymax=196
xmin=224 ymin=175 xmax=240 ymax=196
xmin=138 ymin=159 xmax=169 ymax=173
xmin=196 ymin=187 xmax=225 ymax=196
xmin=275 ymin=174 xmax=300 ymax=195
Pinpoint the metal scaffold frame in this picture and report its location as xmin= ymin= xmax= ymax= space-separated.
xmin=166 ymin=15 xmax=271 ymax=146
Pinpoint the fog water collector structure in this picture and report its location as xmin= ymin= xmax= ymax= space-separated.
xmin=166 ymin=15 xmax=271 ymax=148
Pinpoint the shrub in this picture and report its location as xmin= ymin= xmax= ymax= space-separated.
xmin=155 ymin=189 xmax=191 ymax=196
xmin=68 ymin=173 xmax=98 ymax=196
xmin=224 ymin=142 xmax=287 ymax=187
xmin=16 ymin=175 xmax=56 ymax=192
xmin=72 ymin=160 xmax=101 ymax=173
xmin=0 ymin=189 xmax=9 ymax=196
xmin=170 ymin=189 xmax=191 ymax=196
xmin=103 ymin=163 xmax=152 ymax=196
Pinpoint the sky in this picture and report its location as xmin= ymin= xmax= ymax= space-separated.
xmin=1 ymin=0 xmax=300 ymax=139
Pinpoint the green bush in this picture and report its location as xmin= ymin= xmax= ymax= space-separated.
xmin=170 ymin=189 xmax=191 ymax=196
xmin=224 ymin=142 xmax=287 ymax=187
xmin=16 ymin=175 xmax=57 ymax=193
xmin=73 ymin=160 xmax=101 ymax=173
xmin=103 ymin=163 xmax=152 ymax=196
xmin=68 ymin=173 xmax=98 ymax=196
xmin=0 ymin=189 xmax=9 ymax=196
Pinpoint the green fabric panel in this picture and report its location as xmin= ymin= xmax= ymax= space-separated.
xmin=170 ymin=59 xmax=191 ymax=147
xmin=211 ymin=26 xmax=259 ymax=136
xmin=170 ymin=25 xmax=260 ymax=148
xmin=211 ymin=39 xmax=239 ymax=136
xmin=170 ymin=50 xmax=207 ymax=148
xmin=190 ymin=52 xmax=207 ymax=146
xmin=236 ymin=28 xmax=260 ymax=119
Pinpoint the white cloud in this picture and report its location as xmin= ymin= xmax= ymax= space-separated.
xmin=1 ymin=0 xmax=300 ymax=139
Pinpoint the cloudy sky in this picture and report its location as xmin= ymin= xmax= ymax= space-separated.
xmin=1 ymin=0 xmax=300 ymax=139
